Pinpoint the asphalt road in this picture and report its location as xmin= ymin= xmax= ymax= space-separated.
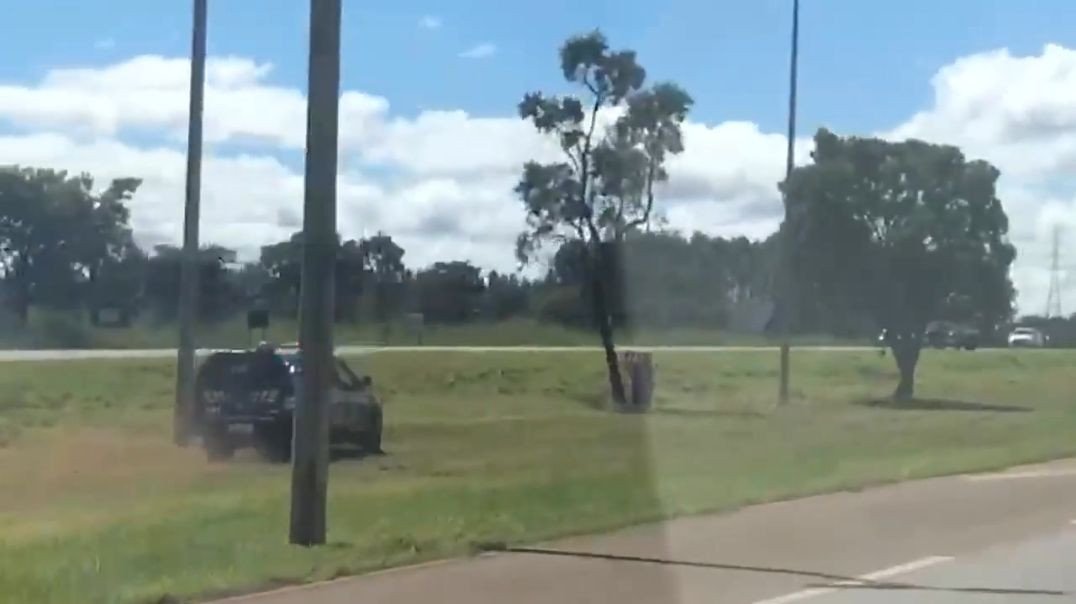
xmin=212 ymin=459 xmax=1076 ymax=604
xmin=796 ymin=531 xmax=1076 ymax=603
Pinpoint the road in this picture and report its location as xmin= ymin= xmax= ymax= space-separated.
xmin=212 ymin=459 xmax=1076 ymax=604
xmin=785 ymin=532 xmax=1076 ymax=603
xmin=0 ymin=345 xmax=878 ymax=362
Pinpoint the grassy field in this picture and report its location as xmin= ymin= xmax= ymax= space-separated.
xmin=0 ymin=311 xmax=862 ymax=350
xmin=0 ymin=349 xmax=1073 ymax=603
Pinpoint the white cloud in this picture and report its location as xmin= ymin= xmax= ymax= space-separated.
xmin=418 ymin=15 xmax=442 ymax=30
xmin=885 ymin=43 xmax=1076 ymax=315
xmin=459 ymin=43 xmax=497 ymax=60
xmin=3 ymin=47 xmax=1076 ymax=314
xmin=0 ymin=56 xmax=387 ymax=149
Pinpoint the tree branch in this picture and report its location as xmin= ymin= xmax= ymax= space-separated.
xmin=577 ymin=93 xmax=604 ymax=234
xmin=625 ymin=159 xmax=657 ymax=232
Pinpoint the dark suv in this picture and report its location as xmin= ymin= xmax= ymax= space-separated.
xmin=193 ymin=346 xmax=383 ymax=462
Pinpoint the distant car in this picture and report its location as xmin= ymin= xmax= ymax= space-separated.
xmin=193 ymin=345 xmax=383 ymax=462
xmin=925 ymin=322 xmax=980 ymax=350
xmin=1007 ymin=327 xmax=1046 ymax=348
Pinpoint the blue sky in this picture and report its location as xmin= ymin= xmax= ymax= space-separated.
xmin=4 ymin=0 xmax=1075 ymax=132
xmin=2 ymin=1 xmax=1076 ymax=313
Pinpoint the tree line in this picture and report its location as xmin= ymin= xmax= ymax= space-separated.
xmin=0 ymin=29 xmax=1039 ymax=402
xmin=0 ymin=174 xmax=784 ymax=334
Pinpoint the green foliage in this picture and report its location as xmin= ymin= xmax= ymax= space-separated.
xmin=515 ymin=31 xmax=693 ymax=262
xmin=36 ymin=312 xmax=95 ymax=349
xmin=0 ymin=167 xmax=141 ymax=323
xmin=784 ymin=129 xmax=1018 ymax=397
xmin=416 ymin=261 xmax=486 ymax=323
xmin=785 ymin=129 xmax=1016 ymax=332
xmin=143 ymin=244 xmax=244 ymax=323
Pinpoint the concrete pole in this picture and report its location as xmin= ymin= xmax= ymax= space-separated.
xmin=778 ymin=0 xmax=799 ymax=405
xmin=174 ymin=0 xmax=207 ymax=445
xmin=290 ymin=0 xmax=341 ymax=547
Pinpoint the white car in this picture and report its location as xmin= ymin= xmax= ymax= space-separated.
xmin=1007 ymin=327 xmax=1047 ymax=348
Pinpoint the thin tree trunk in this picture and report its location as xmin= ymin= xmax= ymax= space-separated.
xmin=12 ymin=257 xmax=30 ymax=325
xmin=890 ymin=333 xmax=921 ymax=400
xmin=13 ymin=287 xmax=28 ymax=325
xmin=589 ymin=255 xmax=626 ymax=407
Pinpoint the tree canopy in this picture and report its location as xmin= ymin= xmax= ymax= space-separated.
xmin=783 ymin=128 xmax=1017 ymax=398
xmin=0 ymin=167 xmax=141 ymax=322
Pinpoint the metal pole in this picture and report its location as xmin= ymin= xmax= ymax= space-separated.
xmin=778 ymin=0 xmax=799 ymax=405
xmin=174 ymin=0 xmax=208 ymax=445
xmin=290 ymin=0 xmax=341 ymax=547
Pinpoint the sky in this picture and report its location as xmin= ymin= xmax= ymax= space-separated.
xmin=2 ymin=0 xmax=1076 ymax=315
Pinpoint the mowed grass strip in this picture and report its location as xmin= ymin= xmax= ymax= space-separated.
xmin=0 ymin=350 xmax=1072 ymax=603
xmin=3 ymin=313 xmax=863 ymax=350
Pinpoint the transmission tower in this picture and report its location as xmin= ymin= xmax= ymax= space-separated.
xmin=1045 ymin=226 xmax=1063 ymax=318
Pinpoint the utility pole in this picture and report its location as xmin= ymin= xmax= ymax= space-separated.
xmin=1045 ymin=226 xmax=1063 ymax=318
xmin=174 ymin=0 xmax=208 ymax=446
xmin=290 ymin=0 xmax=342 ymax=547
xmin=777 ymin=0 xmax=800 ymax=405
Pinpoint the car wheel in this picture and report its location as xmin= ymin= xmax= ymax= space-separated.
xmin=360 ymin=407 xmax=384 ymax=455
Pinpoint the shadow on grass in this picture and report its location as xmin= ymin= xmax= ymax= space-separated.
xmin=493 ymin=548 xmax=1066 ymax=598
xmin=853 ymin=398 xmax=1033 ymax=413
xmin=330 ymin=447 xmax=387 ymax=462
xmin=222 ymin=446 xmax=385 ymax=465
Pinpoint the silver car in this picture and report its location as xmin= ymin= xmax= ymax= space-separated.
xmin=1007 ymin=327 xmax=1047 ymax=348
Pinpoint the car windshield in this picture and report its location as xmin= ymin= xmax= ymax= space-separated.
xmin=278 ymin=353 xmax=363 ymax=389
xmin=6 ymin=2 xmax=1076 ymax=604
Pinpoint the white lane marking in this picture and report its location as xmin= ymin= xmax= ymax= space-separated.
xmin=750 ymin=556 xmax=953 ymax=604
xmin=963 ymin=468 xmax=1076 ymax=482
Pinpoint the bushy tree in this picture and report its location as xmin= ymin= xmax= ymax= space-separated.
xmin=0 ymin=167 xmax=141 ymax=322
xmin=359 ymin=232 xmax=406 ymax=324
xmin=783 ymin=129 xmax=1016 ymax=399
xmin=416 ymin=261 xmax=486 ymax=323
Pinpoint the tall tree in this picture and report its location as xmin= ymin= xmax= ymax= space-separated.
xmin=259 ymin=232 xmax=304 ymax=316
xmin=336 ymin=238 xmax=365 ymax=322
xmin=0 ymin=167 xmax=141 ymax=323
xmin=514 ymin=30 xmax=693 ymax=405
xmin=416 ymin=261 xmax=486 ymax=323
xmin=359 ymin=232 xmax=406 ymax=324
xmin=144 ymin=244 xmax=239 ymax=322
xmin=259 ymin=230 xmax=386 ymax=322
xmin=783 ymin=129 xmax=1016 ymax=399
xmin=484 ymin=271 xmax=532 ymax=320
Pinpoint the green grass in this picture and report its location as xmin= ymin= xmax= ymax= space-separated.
xmin=1 ymin=311 xmax=862 ymax=349
xmin=0 ymin=349 xmax=1073 ymax=603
